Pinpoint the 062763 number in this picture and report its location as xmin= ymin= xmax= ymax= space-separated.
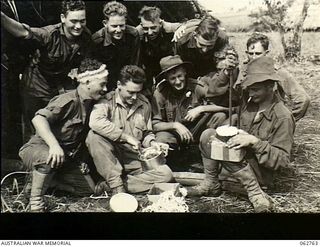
xmin=300 ymin=241 xmax=319 ymax=246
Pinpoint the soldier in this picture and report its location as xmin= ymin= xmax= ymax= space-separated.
xmin=91 ymin=1 xmax=140 ymax=91
xmin=173 ymin=16 xmax=238 ymax=79
xmin=86 ymin=65 xmax=173 ymax=195
xmin=136 ymin=6 xmax=179 ymax=94
xmin=152 ymin=55 xmax=230 ymax=150
xmin=19 ymin=58 xmax=109 ymax=212
xmin=236 ymin=32 xmax=310 ymax=121
xmin=1 ymin=0 xmax=92 ymax=139
xmin=187 ymin=56 xmax=295 ymax=213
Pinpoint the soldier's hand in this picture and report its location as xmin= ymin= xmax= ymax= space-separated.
xmin=185 ymin=106 xmax=203 ymax=122
xmin=226 ymin=133 xmax=259 ymax=149
xmin=125 ymin=135 xmax=142 ymax=150
xmin=171 ymin=24 xmax=186 ymax=42
xmin=47 ymin=144 xmax=65 ymax=168
xmin=173 ymin=122 xmax=193 ymax=143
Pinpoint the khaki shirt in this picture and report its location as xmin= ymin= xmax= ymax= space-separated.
xmin=33 ymin=89 xmax=93 ymax=150
xmin=152 ymin=79 xmax=207 ymax=124
xmin=240 ymin=98 xmax=295 ymax=185
xmin=89 ymin=89 xmax=155 ymax=147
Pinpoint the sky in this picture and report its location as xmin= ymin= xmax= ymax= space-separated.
xmin=197 ymin=0 xmax=263 ymax=16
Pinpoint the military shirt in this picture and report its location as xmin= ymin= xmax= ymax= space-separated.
xmin=152 ymin=79 xmax=207 ymax=124
xmin=174 ymin=24 xmax=229 ymax=78
xmin=92 ymin=26 xmax=140 ymax=90
xmin=139 ymin=28 xmax=175 ymax=89
xmin=32 ymin=89 xmax=93 ymax=150
xmin=240 ymin=97 xmax=295 ymax=185
xmin=22 ymin=23 xmax=93 ymax=99
xmin=89 ymin=89 xmax=155 ymax=147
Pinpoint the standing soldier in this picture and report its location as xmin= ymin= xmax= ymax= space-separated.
xmin=1 ymin=0 xmax=92 ymax=140
xmin=92 ymin=1 xmax=140 ymax=91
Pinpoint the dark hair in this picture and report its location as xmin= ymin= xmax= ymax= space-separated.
xmin=139 ymin=6 xmax=161 ymax=22
xmin=61 ymin=0 xmax=86 ymax=16
xmin=195 ymin=16 xmax=220 ymax=41
xmin=246 ymin=33 xmax=269 ymax=50
xmin=103 ymin=1 xmax=127 ymax=20
xmin=78 ymin=58 xmax=103 ymax=74
xmin=119 ymin=65 xmax=146 ymax=85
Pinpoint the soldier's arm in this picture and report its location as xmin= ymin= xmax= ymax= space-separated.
xmin=89 ymin=101 xmax=123 ymax=141
xmin=1 ymin=11 xmax=29 ymax=38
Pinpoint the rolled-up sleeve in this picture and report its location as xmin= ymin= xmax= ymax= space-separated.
xmin=35 ymin=95 xmax=71 ymax=123
xmin=151 ymin=90 xmax=166 ymax=125
xmin=23 ymin=24 xmax=50 ymax=45
xmin=251 ymin=117 xmax=295 ymax=170
xmin=89 ymin=101 xmax=123 ymax=141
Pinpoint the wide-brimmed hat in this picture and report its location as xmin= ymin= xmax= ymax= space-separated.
xmin=155 ymin=55 xmax=192 ymax=81
xmin=242 ymin=56 xmax=281 ymax=89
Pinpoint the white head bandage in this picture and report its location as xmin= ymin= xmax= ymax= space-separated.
xmin=69 ymin=64 xmax=109 ymax=84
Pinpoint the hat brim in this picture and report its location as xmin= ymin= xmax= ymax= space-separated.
xmin=242 ymin=73 xmax=281 ymax=89
xmin=155 ymin=62 xmax=192 ymax=82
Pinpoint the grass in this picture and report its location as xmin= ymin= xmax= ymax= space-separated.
xmin=1 ymin=33 xmax=320 ymax=213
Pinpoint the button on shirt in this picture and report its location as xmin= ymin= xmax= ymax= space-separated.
xmin=89 ymin=89 xmax=155 ymax=147
xmin=22 ymin=23 xmax=92 ymax=99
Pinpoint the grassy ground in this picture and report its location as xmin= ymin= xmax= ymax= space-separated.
xmin=2 ymin=33 xmax=320 ymax=213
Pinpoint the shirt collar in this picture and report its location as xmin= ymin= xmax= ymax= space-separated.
xmin=247 ymin=97 xmax=279 ymax=121
xmin=114 ymin=88 xmax=143 ymax=109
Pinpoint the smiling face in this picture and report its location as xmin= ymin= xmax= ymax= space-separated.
xmin=103 ymin=15 xmax=126 ymax=41
xmin=246 ymin=41 xmax=268 ymax=61
xmin=140 ymin=17 xmax=162 ymax=40
xmin=61 ymin=10 xmax=86 ymax=40
xmin=166 ymin=66 xmax=187 ymax=91
xmin=87 ymin=76 xmax=108 ymax=100
xmin=117 ymin=80 xmax=143 ymax=106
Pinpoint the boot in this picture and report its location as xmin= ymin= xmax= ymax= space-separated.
xmin=186 ymin=157 xmax=222 ymax=197
xmin=232 ymin=164 xmax=273 ymax=213
xmin=29 ymin=169 xmax=54 ymax=212
xmin=23 ymin=172 xmax=33 ymax=199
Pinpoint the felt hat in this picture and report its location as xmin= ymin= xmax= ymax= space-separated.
xmin=156 ymin=55 xmax=192 ymax=81
xmin=242 ymin=56 xmax=281 ymax=89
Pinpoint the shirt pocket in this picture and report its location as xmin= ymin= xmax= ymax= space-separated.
xmin=133 ymin=115 xmax=147 ymax=141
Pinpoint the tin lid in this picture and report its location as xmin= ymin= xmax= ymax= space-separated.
xmin=109 ymin=193 xmax=138 ymax=212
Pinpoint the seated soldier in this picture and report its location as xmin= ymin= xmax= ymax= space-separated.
xmin=187 ymin=56 xmax=295 ymax=213
xmin=152 ymin=55 xmax=231 ymax=150
xmin=19 ymin=58 xmax=109 ymax=212
xmin=86 ymin=65 xmax=173 ymax=195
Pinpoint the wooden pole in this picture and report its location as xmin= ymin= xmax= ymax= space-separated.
xmin=229 ymin=70 xmax=233 ymax=126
